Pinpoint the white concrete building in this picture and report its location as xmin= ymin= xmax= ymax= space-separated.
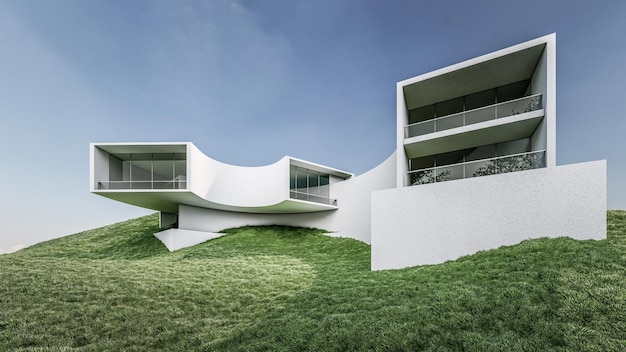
xmin=90 ymin=33 xmax=606 ymax=270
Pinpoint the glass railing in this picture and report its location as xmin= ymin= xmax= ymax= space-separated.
xmin=405 ymin=94 xmax=543 ymax=138
xmin=407 ymin=150 xmax=545 ymax=186
xmin=97 ymin=179 xmax=187 ymax=190
xmin=290 ymin=190 xmax=338 ymax=206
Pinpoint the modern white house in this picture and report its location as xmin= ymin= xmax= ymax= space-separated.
xmin=90 ymin=33 xmax=607 ymax=270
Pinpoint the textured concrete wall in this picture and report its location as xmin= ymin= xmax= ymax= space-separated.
xmin=371 ymin=160 xmax=606 ymax=270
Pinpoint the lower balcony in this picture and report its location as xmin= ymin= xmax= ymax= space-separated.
xmin=408 ymin=150 xmax=545 ymax=186
xmin=289 ymin=190 xmax=338 ymax=206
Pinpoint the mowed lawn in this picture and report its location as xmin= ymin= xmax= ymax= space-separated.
xmin=1 ymin=211 xmax=625 ymax=351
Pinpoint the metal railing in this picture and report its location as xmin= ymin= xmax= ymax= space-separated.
xmin=290 ymin=190 xmax=338 ymax=206
xmin=407 ymin=150 xmax=545 ymax=186
xmin=97 ymin=180 xmax=187 ymax=190
xmin=405 ymin=94 xmax=543 ymax=138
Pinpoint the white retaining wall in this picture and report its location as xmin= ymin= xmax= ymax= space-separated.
xmin=371 ymin=160 xmax=606 ymax=270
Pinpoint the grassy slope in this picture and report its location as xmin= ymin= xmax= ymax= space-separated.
xmin=1 ymin=211 xmax=625 ymax=351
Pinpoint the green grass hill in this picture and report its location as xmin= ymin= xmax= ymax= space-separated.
xmin=1 ymin=211 xmax=626 ymax=351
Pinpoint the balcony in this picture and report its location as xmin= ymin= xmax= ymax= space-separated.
xmin=405 ymin=94 xmax=542 ymax=139
xmin=289 ymin=191 xmax=338 ymax=206
xmin=407 ymin=150 xmax=545 ymax=186
xmin=97 ymin=177 xmax=187 ymax=190
xmin=289 ymin=164 xmax=341 ymax=206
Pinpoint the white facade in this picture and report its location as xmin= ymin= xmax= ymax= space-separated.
xmin=90 ymin=33 xmax=607 ymax=270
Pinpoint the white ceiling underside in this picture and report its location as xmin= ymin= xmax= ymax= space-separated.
xmin=95 ymin=143 xmax=188 ymax=154
xmin=403 ymin=44 xmax=546 ymax=110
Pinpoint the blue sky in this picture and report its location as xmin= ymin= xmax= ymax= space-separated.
xmin=1 ymin=0 xmax=625 ymax=253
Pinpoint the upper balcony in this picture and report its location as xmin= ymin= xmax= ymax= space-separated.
xmin=92 ymin=144 xmax=188 ymax=192
xmin=405 ymin=94 xmax=542 ymax=139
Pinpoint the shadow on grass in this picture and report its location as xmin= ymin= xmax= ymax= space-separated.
xmin=2 ymin=211 xmax=625 ymax=351
xmin=212 ymin=212 xmax=626 ymax=351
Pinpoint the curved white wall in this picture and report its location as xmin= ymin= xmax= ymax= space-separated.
xmin=327 ymin=151 xmax=396 ymax=242
xmin=178 ymin=151 xmax=397 ymax=244
xmin=188 ymin=144 xmax=289 ymax=209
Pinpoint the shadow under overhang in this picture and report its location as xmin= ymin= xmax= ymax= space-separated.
xmin=92 ymin=190 xmax=338 ymax=214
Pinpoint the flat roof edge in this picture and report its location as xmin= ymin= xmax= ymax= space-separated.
xmin=397 ymin=33 xmax=554 ymax=87
xmin=288 ymin=156 xmax=354 ymax=178
xmin=92 ymin=142 xmax=192 ymax=146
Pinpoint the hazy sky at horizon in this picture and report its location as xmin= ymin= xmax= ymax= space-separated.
xmin=1 ymin=0 xmax=625 ymax=253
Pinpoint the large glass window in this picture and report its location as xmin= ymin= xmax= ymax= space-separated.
xmin=153 ymin=153 xmax=174 ymax=189
xmin=408 ymin=105 xmax=435 ymax=124
xmin=406 ymin=80 xmax=536 ymax=138
xmin=289 ymin=165 xmax=334 ymax=205
xmin=465 ymin=88 xmax=496 ymax=110
xmin=104 ymin=153 xmax=186 ymax=190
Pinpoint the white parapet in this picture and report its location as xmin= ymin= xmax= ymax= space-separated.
xmin=371 ymin=160 xmax=607 ymax=270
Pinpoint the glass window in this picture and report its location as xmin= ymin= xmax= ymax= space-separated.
xmin=407 ymin=81 xmax=536 ymax=133
xmin=133 ymin=153 xmax=152 ymax=161
xmin=296 ymin=167 xmax=308 ymax=192
xmin=122 ymin=160 xmax=131 ymax=182
xmin=436 ymin=97 xmax=464 ymax=117
xmin=153 ymin=160 xmax=173 ymax=181
xmin=408 ymin=105 xmax=435 ymax=124
xmin=289 ymin=165 xmax=334 ymax=203
xmin=153 ymin=154 xmax=174 ymax=182
xmin=319 ymin=174 xmax=329 ymax=186
xmin=108 ymin=155 xmax=124 ymax=181
xmin=308 ymin=170 xmax=319 ymax=195
xmin=289 ymin=166 xmax=297 ymax=190
xmin=465 ymin=145 xmax=496 ymax=162
xmin=153 ymin=153 xmax=174 ymax=160
xmin=496 ymin=80 xmax=530 ymax=103
xmin=409 ymin=155 xmax=436 ymax=171
xmin=496 ymin=138 xmax=530 ymax=156
xmin=435 ymin=150 xmax=464 ymax=167
xmin=105 ymin=151 xmax=187 ymax=189
xmin=465 ymin=89 xmax=496 ymax=110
